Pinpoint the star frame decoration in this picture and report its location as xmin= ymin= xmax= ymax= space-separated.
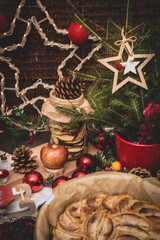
xmin=98 ymin=36 xmax=155 ymax=94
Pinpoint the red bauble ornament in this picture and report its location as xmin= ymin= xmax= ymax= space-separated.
xmin=0 ymin=12 xmax=8 ymax=33
xmin=52 ymin=176 xmax=68 ymax=189
xmin=95 ymin=132 xmax=112 ymax=150
xmin=72 ymin=169 xmax=87 ymax=178
xmin=88 ymin=130 xmax=113 ymax=150
xmin=68 ymin=22 xmax=89 ymax=44
xmin=76 ymin=153 xmax=96 ymax=173
xmin=23 ymin=171 xmax=44 ymax=193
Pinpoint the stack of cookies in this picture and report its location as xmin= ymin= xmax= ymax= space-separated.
xmin=50 ymin=120 xmax=87 ymax=160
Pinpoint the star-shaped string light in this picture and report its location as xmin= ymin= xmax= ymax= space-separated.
xmin=98 ymin=31 xmax=155 ymax=93
xmin=0 ymin=0 xmax=100 ymax=131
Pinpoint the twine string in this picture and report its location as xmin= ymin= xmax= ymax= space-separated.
xmin=115 ymin=27 xmax=137 ymax=56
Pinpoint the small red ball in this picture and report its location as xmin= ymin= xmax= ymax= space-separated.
xmin=76 ymin=153 xmax=96 ymax=173
xmin=68 ymin=22 xmax=89 ymax=44
xmin=0 ymin=12 xmax=8 ymax=33
xmin=23 ymin=171 xmax=43 ymax=193
xmin=52 ymin=176 xmax=68 ymax=189
xmin=72 ymin=169 xmax=87 ymax=178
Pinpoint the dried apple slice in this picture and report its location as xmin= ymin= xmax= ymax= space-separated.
xmin=98 ymin=216 xmax=113 ymax=240
xmin=149 ymin=229 xmax=160 ymax=240
xmin=139 ymin=208 xmax=160 ymax=216
xmin=86 ymin=193 xmax=107 ymax=208
xmin=59 ymin=213 xmax=79 ymax=231
xmin=116 ymin=224 xmax=149 ymax=238
xmin=68 ymin=201 xmax=82 ymax=219
xmin=146 ymin=215 xmax=160 ymax=224
xmin=85 ymin=212 xmax=103 ymax=238
xmin=114 ymin=213 xmax=149 ymax=228
xmin=115 ymin=235 xmax=139 ymax=240
xmin=102 ymin=195 xmax=119 ymax=210
xmin=130 ymin=201 xmax=150 ymax=211
xmin=54 ymin=229 xmax=82 ymax=240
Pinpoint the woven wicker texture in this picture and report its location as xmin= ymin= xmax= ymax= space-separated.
xmin=0 ymin=0 xmax=159 ymax=117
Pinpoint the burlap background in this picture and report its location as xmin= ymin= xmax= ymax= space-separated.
xmin=0 ymin=0 xmax=159 ymax=118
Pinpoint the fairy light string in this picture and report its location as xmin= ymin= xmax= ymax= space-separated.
xmin=0 ymin=0 xmax=100 ymax=132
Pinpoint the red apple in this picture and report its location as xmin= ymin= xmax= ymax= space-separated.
xmin=40 ymin=144 xmax=68 ymax=169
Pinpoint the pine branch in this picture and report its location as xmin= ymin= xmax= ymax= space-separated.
xmin=109 ymin=19 xmax=122 ymax=31
xmin=73 ymin=12 xmax=102 ymax=41
xmin=67 ymin=117 xmax=82 ymax=129
xmin=55 ymin=106 xmax=82 ymax=118
xmin=130 ymin=99 xmax=141 ymax=123
xmin=111 ymin=99 xmax=133 ymax=112
xmin=68 ymin=69 xmax=97 ymax=81
xmin=126 ymin=90 xmax=141 ymax=99
xmin=105 ymin=20 xmax=109 ymax=40
xmin=88 ymin=97 xmax=103 ymax=120
xmin=73 ymin=12 xmax=118 ymax=53
xmin=140 ymin=88 xmax=144 ymax=110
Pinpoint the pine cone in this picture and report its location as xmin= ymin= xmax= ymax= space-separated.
xmin=54 ymin=77 xmax=85 ymax=99
xmin=11 ymin=145 xmax=38 ymax=174
xmin=129 ymin=167 xmax=151 ymax=178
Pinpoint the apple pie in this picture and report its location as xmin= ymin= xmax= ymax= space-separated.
xmin=52 ymin=193 xmax=160 ymax=240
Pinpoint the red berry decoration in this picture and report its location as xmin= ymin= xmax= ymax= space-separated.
xmin=1 ymin=156 xmax=7 ymax=161
xmin=52 ymin=176 xmax=68 ymax=189
xmin=68 ymin=22 xmax=89 ymax=44
xmin=116 ymin=61 xmax=124 ymax=70
xmin=72 ymin=169 xmax=87 ymax=178
xmin=76 ymin=153 xmax=96 ymax=173
xmin=27 ymin=137 xmax=33 ymax=144
xmin=23 ymin=171 xmax=43 ymax=193
xmin=0 ymin=12 xmax=8 ymax=33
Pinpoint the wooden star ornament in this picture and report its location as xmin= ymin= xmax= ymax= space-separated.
xmin=98 ymin=34 xmax=155 ymax=93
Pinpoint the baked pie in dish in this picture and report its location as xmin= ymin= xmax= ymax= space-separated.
xmin=52 ymin=193 xmax=160 ymax=240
